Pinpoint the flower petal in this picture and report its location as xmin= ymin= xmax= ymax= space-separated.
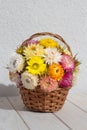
xmin=21 ymin=71 xmax=38 ymax=89
xmin=59 ymin=72 xmax=73 ymax=88
xmin=61 ymin=54 xmax=75 ymax=71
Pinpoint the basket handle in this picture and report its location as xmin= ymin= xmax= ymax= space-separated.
xmin=22 ymin=32 xmax=72 ymax=56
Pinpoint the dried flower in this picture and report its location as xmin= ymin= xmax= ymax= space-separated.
xmin=16 ymin=46 xmax=25 ymax=55
xmin=59 ymin=72 xmax=73 ymax=88
xmin=26 ymin=56 xmax=47 ymax=75
xmin=8 ymin=53 xmax=25 ymax=72
xmin=8 ymin=35 xmax=80 ymax=91
xmin=61 ymin=54 xmax=75 ymax=71
xmin=39 ymin=76 xmax=58 ymax=92
xmin=48 ymin=63 xmax=64 ymax=81
xmin=57 ymin=45 xmax=71 ymax=56
xmin=9 ymin=72 xmax=22 ymax=87
xmin=39 ymin=38 xmax=58 ymax=48
xmin=23 ymin=40 xmax=38 ymax=46
xmin=23 ymin=44 xmax=44 ymax=60
xmin=43 ymin=48 xmax=62 ymax=64
xmin=21 ymin=71 xmax=38 ymax=89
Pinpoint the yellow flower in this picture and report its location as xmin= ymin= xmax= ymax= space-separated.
xmin=23 ymin=44 xmax=44 ymax=60
xmin=39 ymin=38 xmax=59 ymax=48
xmin=57 ymin=45 xmax=71 ymax=56
xmin=26 ymin=56 xmax=47 ymax=75
xmin=16 ymin=46 xmax=24 ymax=54
xmin=48 ymin=63 xmax=64 ymax=81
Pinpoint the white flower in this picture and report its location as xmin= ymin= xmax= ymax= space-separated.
xmin=60 ymin=45 xmax=71 ymax=56
xmin=8 ymin=53 xmax=25 ymax=72
xmin=21 ymin=71 xmax=38 ymax=90
xmin=43 ymin=48 xmax=62 ymax=64
xmin=64 ymin=48 xmax=71 ymax=56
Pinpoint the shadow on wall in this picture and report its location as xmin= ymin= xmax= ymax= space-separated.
xmin=0 ymin=84 xmax=19 ymax=97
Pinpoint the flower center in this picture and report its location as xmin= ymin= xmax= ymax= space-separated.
xmin=47 ymin=81 xmax=50 ymax=85
xmin=26 ymin=79 xmax=30 ymax=83
xmin=13 ymin=60 xmax=17 ymax=67
xmin=56 ymin=69 xmax=59 ymax=73
xmin=65 ymin=58 xmax=71 ymax=66
xmin=31 ymin=46 xmax=36 ymax=51
xmin=32 ymin=63 xmax=39 ymax=69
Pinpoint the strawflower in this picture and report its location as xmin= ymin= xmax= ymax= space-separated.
xmin=57 ymin=45 xmax=71 ymax=56
xmin=48 ymin=63 xmax=64 ymax=81
xmin=43 ymin=48 xmax=62 ymax=64
xmin=8 ymin=53 xmax=25 ymax=72
xmin=26 ymin=56 xmax=47 ymax=75
xmin=16 ymin=46 xmax=25 ymax=55
xmin=22 ymin=40 xmax=39 ymax=46
xmin=59 ymin=72 xmax=73 ymax=88
xmin=39 ymin=38 xmax=58 ymax=48
xmin=39 ymin=75 xmax=58 ymax=92
xmin=61 ymin=54 xmax=75 ymax=71
xmin=9 ymin=72 xmax=22 ymax=87
xmin=21 ymin=71 xmax=38 ymax=89
xmin=23 ymin=44 xmax=44 ymax=60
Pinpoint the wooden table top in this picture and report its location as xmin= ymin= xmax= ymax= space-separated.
xmin=0 ymin=91 xmax=87 ymax=130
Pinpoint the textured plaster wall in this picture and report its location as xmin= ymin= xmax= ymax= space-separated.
xmin=0 ymin=0 xmax=87 ymax=96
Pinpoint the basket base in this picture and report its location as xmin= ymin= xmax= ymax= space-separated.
xmin=20 ymin=87 xmax=69 ymax=112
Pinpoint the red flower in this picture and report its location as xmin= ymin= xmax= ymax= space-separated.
xmin=59 ymin=72 xmax=73 ymax=88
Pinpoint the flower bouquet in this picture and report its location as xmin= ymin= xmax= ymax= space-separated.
xmin=8 ymin=32 xmax=80 ymax=112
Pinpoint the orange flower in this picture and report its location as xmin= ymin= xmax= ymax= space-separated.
xmin=48 ymin=63 xmax=64 ymax=81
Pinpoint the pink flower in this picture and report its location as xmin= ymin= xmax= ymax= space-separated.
xmin=39 ymin=76 xmax=58 ymax=92
xmin=15 ymin=72 xmax=22 ymax=87
xmin=61 ymin=54 xmax=75 ymax=71
xmin=59 ymin=72 xmax=73 ymax=88
xmin=23 ymin=40 xmax=38 ymax=46
xmin=9 ymin=72 xmax=22 ymax=87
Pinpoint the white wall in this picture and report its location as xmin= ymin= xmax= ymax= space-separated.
xmin=0 ymin=0 xmax=87 ymax=96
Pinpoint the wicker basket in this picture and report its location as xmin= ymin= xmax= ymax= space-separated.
xmin=19 ymin=32 xmax=72 ymax=112
xmin=20 ymin=86 xmax=69 ymax=112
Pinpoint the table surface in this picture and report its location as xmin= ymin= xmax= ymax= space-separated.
xmin=0 ymin=91 xmax=87 ymax=130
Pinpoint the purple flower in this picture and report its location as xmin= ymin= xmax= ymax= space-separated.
xmin=59 ymin=72 xmax=73 ymax=88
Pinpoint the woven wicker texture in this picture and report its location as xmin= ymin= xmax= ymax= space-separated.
xmin=20 ymin=86 xmax=69 ymax=112
xmin=20 ymin=32 xmax=72 ymax=112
